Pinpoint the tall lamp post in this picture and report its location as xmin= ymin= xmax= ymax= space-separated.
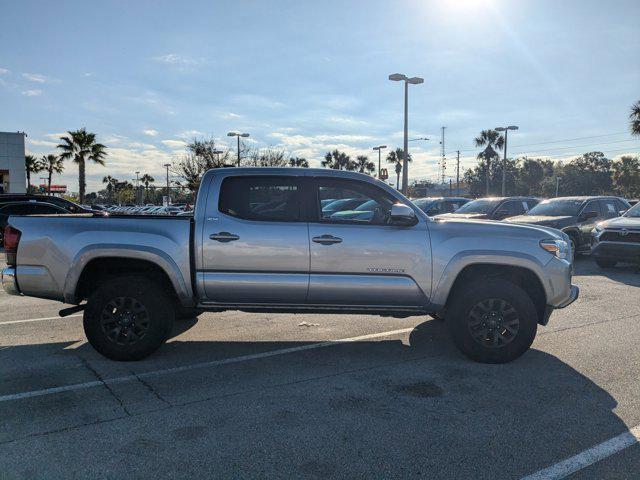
xmin=372 ymin=145 xmax=387 ymax=179
xmin=212 ymin=148 xmax=224 ymax=165
xmin=227 ymin=132 xmax=250 ymax=167
xmin=163 ymin=163 xmax=171 ymax=203
xmin=494 ymin=125 xmax=519 ymax=196
xmin=134 ymin=171 xmax=140 ymax=205
xmin=388 ymin=73 xmax=424 ymax=194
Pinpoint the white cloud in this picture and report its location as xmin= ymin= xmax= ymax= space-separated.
xmin=22 ymin=73 xmax=48 ymax=83
xmin=161 ymin=139 xmax=187 ymax=149
xmin=27 ymin=139 xmax=58 ymax=148
xmin=22 ymin=89 xmax=43 ymax=96
xmin=45 ymin=132 xmax=67 ymax=140
xmin=143 ymin=129 xmax=159 ymax=137
xmin=177 ymin=130 xmax=203 ymax=139
xmin=0 ymin=68 xmax=9 ymax=75
xmin=153 ymin=53 xmax=205 ymax=71
xmin=220 ymin=112 xmax=242 ymax=119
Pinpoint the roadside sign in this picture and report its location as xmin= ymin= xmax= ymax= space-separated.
xmin=379 ymin=168 xmax=388 ymax=180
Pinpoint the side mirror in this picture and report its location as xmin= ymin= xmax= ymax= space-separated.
xmin=390 ymin=203 xmax=417 ymax=226
xmin=579 ymin=211 xmax=598 ymax=221
xmin=619 ymin=210 xmax=627 ymax=216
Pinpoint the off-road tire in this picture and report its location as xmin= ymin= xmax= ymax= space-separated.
xmin=83 ymin=276 xmax=174 ymax=361
xmin=447 ymin=279 xmax=538 ymax=364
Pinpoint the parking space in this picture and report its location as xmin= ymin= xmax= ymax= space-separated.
xmin=1 ymin=258 xmax=639 ymax=479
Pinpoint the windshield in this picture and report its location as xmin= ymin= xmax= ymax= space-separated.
xmin=624 ymin=203 xmax=640 ymax=218
xmin=456 ymin=199 xmax=501 ymax=214
xmin=527 ymin=199 xmax=583 ymax=216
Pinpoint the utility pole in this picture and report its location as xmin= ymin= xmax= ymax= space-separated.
xmin=440 ymin=127 xmax=447 ymax=185
xmin=495 ymin=125 xmax=519 ymax=196
xmin=456 ymin=150 xmax=460 ymax=195
xmin=135 ymin=171 xmax=140 ymax=205
xmin=163 ymin=163 xmax=170 ymax=203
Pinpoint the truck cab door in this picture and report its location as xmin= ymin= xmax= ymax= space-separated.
xmin=306 ymin=177 xmax=431 ymax=308
xmin=198 ymin=174 xmax=310 ymax=305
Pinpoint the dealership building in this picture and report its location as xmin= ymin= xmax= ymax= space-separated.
xmin=0 ymin=132 xmax=27 ymax=194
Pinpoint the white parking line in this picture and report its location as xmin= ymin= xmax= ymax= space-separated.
xmin=0 ymin=327 xmax=414 ymax=403
xmin=0 ymin=313 xmax=83 ymax=325
xmin=521 ymin=424 xmax=640 ymax=480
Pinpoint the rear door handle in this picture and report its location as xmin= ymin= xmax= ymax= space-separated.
xmin=210 ymin=232 xmax=240 ymax=243
xmin=312 ymin=234 xmax=343 ymax=245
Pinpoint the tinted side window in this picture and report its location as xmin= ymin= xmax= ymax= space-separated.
xmin=446 ymin=201 xmax=463 ymax=213
xmin=599 ymin=199 xmax=618 ymax=219
xmin=316 ymin=179 xmax=396 ymax=225
xmin=501 ymin=201 xmax=526 ymax=216
xmin=426 ymin=201 xmax=443 ymax=216
xmin=218 ymin=176 xmax=302 ymax=222
xmin=582 ymin=200 xmax=601 ymax=217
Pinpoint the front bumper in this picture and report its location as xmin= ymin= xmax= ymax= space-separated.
xmin=556 ymin=284 xmax=579 ymax=309
xmin=591 ymin=242 xmax=640 ymax=262
xmin=1 ymin=267 xmax=20 ymax=296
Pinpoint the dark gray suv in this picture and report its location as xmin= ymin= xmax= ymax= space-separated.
xmin=507 ymin=196 xmax=631 ymax=254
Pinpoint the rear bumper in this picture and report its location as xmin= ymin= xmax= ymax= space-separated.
xmin=1 ymin=267 xmax=20 ymax=296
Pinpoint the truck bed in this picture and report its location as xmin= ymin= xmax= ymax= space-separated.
xmin=7 ymin=214 xmax=193 ymax=303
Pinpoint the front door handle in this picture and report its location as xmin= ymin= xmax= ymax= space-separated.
xmin=312 ymin=234 xmax=343 ymax=245
xmin=210 ymin=232 xmax=240 ymax=243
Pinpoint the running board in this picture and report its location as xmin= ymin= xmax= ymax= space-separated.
xmin=59 ymin=304 xmax=85 ymax=317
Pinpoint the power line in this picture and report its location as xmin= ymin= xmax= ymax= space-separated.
xmin=511 ymin=138 xmax=639 ymax=155
xmin=456 ymin=131 xmax=631 ymax=153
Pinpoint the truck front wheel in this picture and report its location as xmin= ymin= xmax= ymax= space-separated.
xmin=447 ymin=279 xmax=538 ymax=364
xmin=83 ymin=276 xmax=174 ymax=361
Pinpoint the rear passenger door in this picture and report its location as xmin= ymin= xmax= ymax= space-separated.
xmin=199 ymin=175 xmax=310 ymax=304
xmin=306 ymin=178 xmax=431 ymax=308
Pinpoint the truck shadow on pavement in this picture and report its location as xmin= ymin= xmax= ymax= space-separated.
xmin=572 ymin=256 xmax=640 ymax=286
xmin=1 ymin=317 xmax=632 ymax=480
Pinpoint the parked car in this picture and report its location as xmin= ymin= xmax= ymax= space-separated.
xmin=2 ymin=168 xmax=578 ymax=364
xmin=506 ymin=196 xmax=631 ymax=254
xmin=0 ymin=201 xmax=68 ymax=244
xmin=412 ymin=197 xmax=469 ymax=216
xmin=0 ymin=194 xmax=106 ymax=216
xmin=436 ymin=196 xmax=539 ymax=221
xmin=590 ymin=201 xmax=640 ymax=267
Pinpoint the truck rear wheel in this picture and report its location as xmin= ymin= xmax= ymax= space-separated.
xmin=447 ymin=279 xmax=538 ymax=364
xmin=83 ymin=276 xmax=174 ymax=361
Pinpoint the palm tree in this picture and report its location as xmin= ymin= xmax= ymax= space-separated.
xmin=630 ymin=100 xmax=640 ymax=136
xmin=474 ymin=129 xmax=505 ymax=195
xmin=288 ymin=157 xmax=309 ymax=168
xmin=386 ymin=148 xmax=412 ymax=189
xmin=40 ymin=154 xmax=64 ymax=194
xmin=57 ymin=128 xmax=107 ymax=204
xmin=322 ymin=150 xmax=353 ymax=170
xmin=102 ymin=175 xmax=118 ymax=203
xmin=25 ymin=155 xmax=43 ymax=193
xmin=355 ymin=155 xmax=375 ymax=175
xmin=140 ymin=174 xmax=155 ymax=203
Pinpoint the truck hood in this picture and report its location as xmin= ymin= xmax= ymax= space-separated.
xmin=435 ymin=216 xmax=566 ymax=241
xmin=506 ymin=215 xmax=574 ymax=229
xmin=597 ymin=216 xmax=640 ymax=229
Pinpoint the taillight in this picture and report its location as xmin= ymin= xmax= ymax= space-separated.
xmin=4 ymin=226 xmax=21 ymax=266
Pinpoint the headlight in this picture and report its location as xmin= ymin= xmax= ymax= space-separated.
xmin=594 ymin=223 xmax=604 ymax=233
xmin=540 ymin=239 xmax=569 ymax=259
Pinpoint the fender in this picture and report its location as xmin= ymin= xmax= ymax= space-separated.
xmin=63 ymin=243 xmax=193 ymax=305
xmin=431 ymin=249 xmax=549 ymax=308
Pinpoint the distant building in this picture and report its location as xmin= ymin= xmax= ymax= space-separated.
xmin=0 ymin=132 xmax=27 ymax=194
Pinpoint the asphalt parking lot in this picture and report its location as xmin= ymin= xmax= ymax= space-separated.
xmin=0 ymin=258 xmax=639 ymax=479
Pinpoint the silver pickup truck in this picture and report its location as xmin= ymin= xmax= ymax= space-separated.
xmin=1 ymin=168 xmax=578 ymax=363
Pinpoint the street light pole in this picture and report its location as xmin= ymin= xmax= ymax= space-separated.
xmin=389 ymin=73 xmax=424 ymax=195
xmin=227 ymin=132 xmax=250 ymax=167
xmin=495 ymin=125 xmax=519 ymax=196
xmin=372 ymin=145 xmax=387 ymax=179
xmin=135 ymin=171 xmax=140 ymax=205
xmin=163 ymin=163 xmax=170 ymax=200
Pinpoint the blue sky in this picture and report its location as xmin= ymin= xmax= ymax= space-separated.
xmin=1 ymin=0 xmax=639 ymax=192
